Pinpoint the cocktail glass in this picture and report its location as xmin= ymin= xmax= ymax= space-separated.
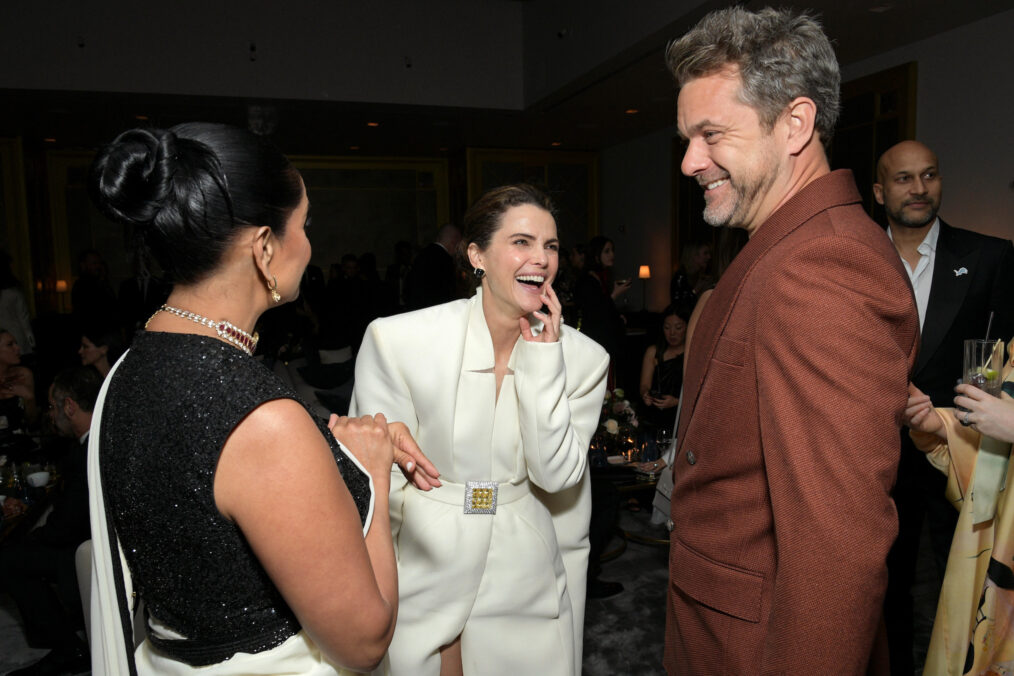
xmin=964 ymin=339 xmax=1004 ymax=397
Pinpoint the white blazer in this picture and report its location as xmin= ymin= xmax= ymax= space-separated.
xmin=350 ymin=290 xmax=608 ymax=674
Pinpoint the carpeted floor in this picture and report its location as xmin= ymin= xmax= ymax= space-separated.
xmin=0 ymin=594 xmax=60 ymax=675
xmin=583 ymin=508 xmax=669 ymax=675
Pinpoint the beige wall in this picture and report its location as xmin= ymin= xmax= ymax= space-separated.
xmin=842 ymin=9 xmax=1014 ymax=241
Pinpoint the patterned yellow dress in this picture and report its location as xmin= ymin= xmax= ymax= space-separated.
xmin=911 ymin=339 xmax=1014 ymax=676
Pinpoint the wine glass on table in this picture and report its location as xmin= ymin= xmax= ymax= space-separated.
xmin=656 ymin=427 xmax=673 ymax=457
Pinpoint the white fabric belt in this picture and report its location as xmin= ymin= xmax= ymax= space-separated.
xmin=412 ymin=478 xmax=530 ymax=515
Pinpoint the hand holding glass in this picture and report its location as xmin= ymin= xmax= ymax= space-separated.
xmin=964 ymin=339 xmax=1004 ymax=396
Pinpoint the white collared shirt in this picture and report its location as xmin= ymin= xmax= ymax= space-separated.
xmin=888 ymin=218 xmax=939 ymax=330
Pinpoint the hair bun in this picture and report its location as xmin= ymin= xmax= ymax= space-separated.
xmin=89 ymin=128 xmax=177 ymax=226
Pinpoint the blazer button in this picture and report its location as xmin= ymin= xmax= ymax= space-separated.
xmin=666 ymin=519 xmax=674 ymax=532
xmin=686 ymin=450 xmax=697 ymax=465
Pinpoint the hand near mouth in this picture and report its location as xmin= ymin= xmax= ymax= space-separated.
xmin=520 ymin=284 xmax=562 ymax=343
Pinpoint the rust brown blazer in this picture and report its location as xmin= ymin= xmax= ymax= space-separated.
xmin=665 ymin=170 xmax=919 ymax=675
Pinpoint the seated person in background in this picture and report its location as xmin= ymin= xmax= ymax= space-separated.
xmin=78 ymin=325 xmax=126 ymax=379
xmin=0 ymin=251 xmax=36 ymax=361
xmin=0 ymin=366 xmax=102 ymax=676
xmin=906 ymin=341 xmax=1014 ymax=675
xmin=639 ymin=305 xmax=688 ymax=434
xmin=0 ymin=328 xmax=36 ymax=437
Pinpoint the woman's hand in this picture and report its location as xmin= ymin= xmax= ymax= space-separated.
xmin=521 ymin=285 xmax=562 ymax=343
xmin=329 ymin=415 xmax=441 ymax=490
xmin=1 ymin=369 xmax=33 ymax=401
xmin=952 ymin=383 xmax=1014 ymax=443
xmin=611 ymin=279 xmax=632 ymax=300
xmin=635 ymin=459 xmax=666 ymax=473
xmin=903 ymin=383 xmax=944 ymax=440
xmin=327 ymin=413 xmax=396 ymax=480
xmin=652 ymin=394 xmax=679 ymax=409
xmin=385 ymin=421 xmax=441 ymax=490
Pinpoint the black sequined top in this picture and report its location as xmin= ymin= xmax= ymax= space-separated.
xmin=100 ymin=332 xmax=372 ymax=666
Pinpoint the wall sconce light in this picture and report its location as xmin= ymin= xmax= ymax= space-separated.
xmin=638 ymin=265 xmax=651 ymax=310
xmin=55 ymin=279 xmax=69 ymax=313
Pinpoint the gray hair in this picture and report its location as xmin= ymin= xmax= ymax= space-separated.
xmin=666 ymin=7 xmax=841 ymax=150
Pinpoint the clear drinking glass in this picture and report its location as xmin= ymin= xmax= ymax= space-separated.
xmin=964 ymin=339 xmax=1004 ymax=397
xmin=655 ymin=428 xmax=674 ymax=463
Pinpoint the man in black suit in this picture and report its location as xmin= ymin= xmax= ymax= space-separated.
xmin=875 ymin=140 xmax=1014 ymax=675
xmin=1 ymin=366 xmax=102 ymax=676
xmin=405 ymin=224 xmax=461 ymax=310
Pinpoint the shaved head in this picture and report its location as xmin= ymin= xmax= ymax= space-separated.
xmin=874 ymin=140 xmax=942 ymax=230
xmin=876 ymin=141 xmax=938 ymax=184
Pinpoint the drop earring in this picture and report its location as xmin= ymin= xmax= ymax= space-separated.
xmin=267 ymin=275 xmax=281 ymax=303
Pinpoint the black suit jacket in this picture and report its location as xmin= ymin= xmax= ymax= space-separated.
xmin=911 ymin=220 xmax=1014 ymax=407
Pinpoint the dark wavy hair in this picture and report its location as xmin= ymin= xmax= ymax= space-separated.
xmin=89 ymin=122 xmax=303 ymax=285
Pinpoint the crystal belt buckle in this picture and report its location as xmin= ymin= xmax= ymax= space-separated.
xmin=464 ymin=481 xmax=498 ymax=515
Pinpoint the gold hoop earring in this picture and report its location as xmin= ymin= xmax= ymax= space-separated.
xmin=267 ymin=275 xmax=281 ymax=303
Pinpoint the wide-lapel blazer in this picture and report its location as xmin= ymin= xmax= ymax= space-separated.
xmin=664 ymin=171 xmax=920 ymax=675
xmin=350 ymin=290 xmax=608 ymax=674
xmin=912 ymin=220 xmax=1014 ymax=406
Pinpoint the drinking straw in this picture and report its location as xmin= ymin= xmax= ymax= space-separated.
xmin=986 ymin=311 xmax=995 ymax=342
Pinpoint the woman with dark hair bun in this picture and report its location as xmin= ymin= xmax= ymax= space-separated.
xmin=351 ymin=184 xmax=608 ymax=675
xmin=86 ymin=123 xmax=438 ymax=675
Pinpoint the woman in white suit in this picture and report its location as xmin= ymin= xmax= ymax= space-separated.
xmin=350 ymin=185 xmax=609 ymax=675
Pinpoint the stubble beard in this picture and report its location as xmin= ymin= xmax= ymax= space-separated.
xmin=887 ymin=201 xmax=939 ymax=229
xmin=702 ymin=161 xmax=778 ymax=229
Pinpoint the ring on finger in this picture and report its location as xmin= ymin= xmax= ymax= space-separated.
xmin=962 ymin=410 xmax=972 ymax=427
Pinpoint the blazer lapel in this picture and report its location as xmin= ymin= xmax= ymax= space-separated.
xmin=452 ymin=290 xmax=497 ymax=479
xmin=914 ymin=222 xmax=978 ymax=376
xmin=677 ymin=171 xmax=864 ymax=450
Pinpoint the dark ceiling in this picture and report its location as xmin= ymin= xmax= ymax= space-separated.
xmin=2 ymin=0 xmax=1010 ymax=158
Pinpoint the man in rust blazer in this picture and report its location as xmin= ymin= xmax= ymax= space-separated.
xmin=664 ymin=8 xmax=919 ymax=675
